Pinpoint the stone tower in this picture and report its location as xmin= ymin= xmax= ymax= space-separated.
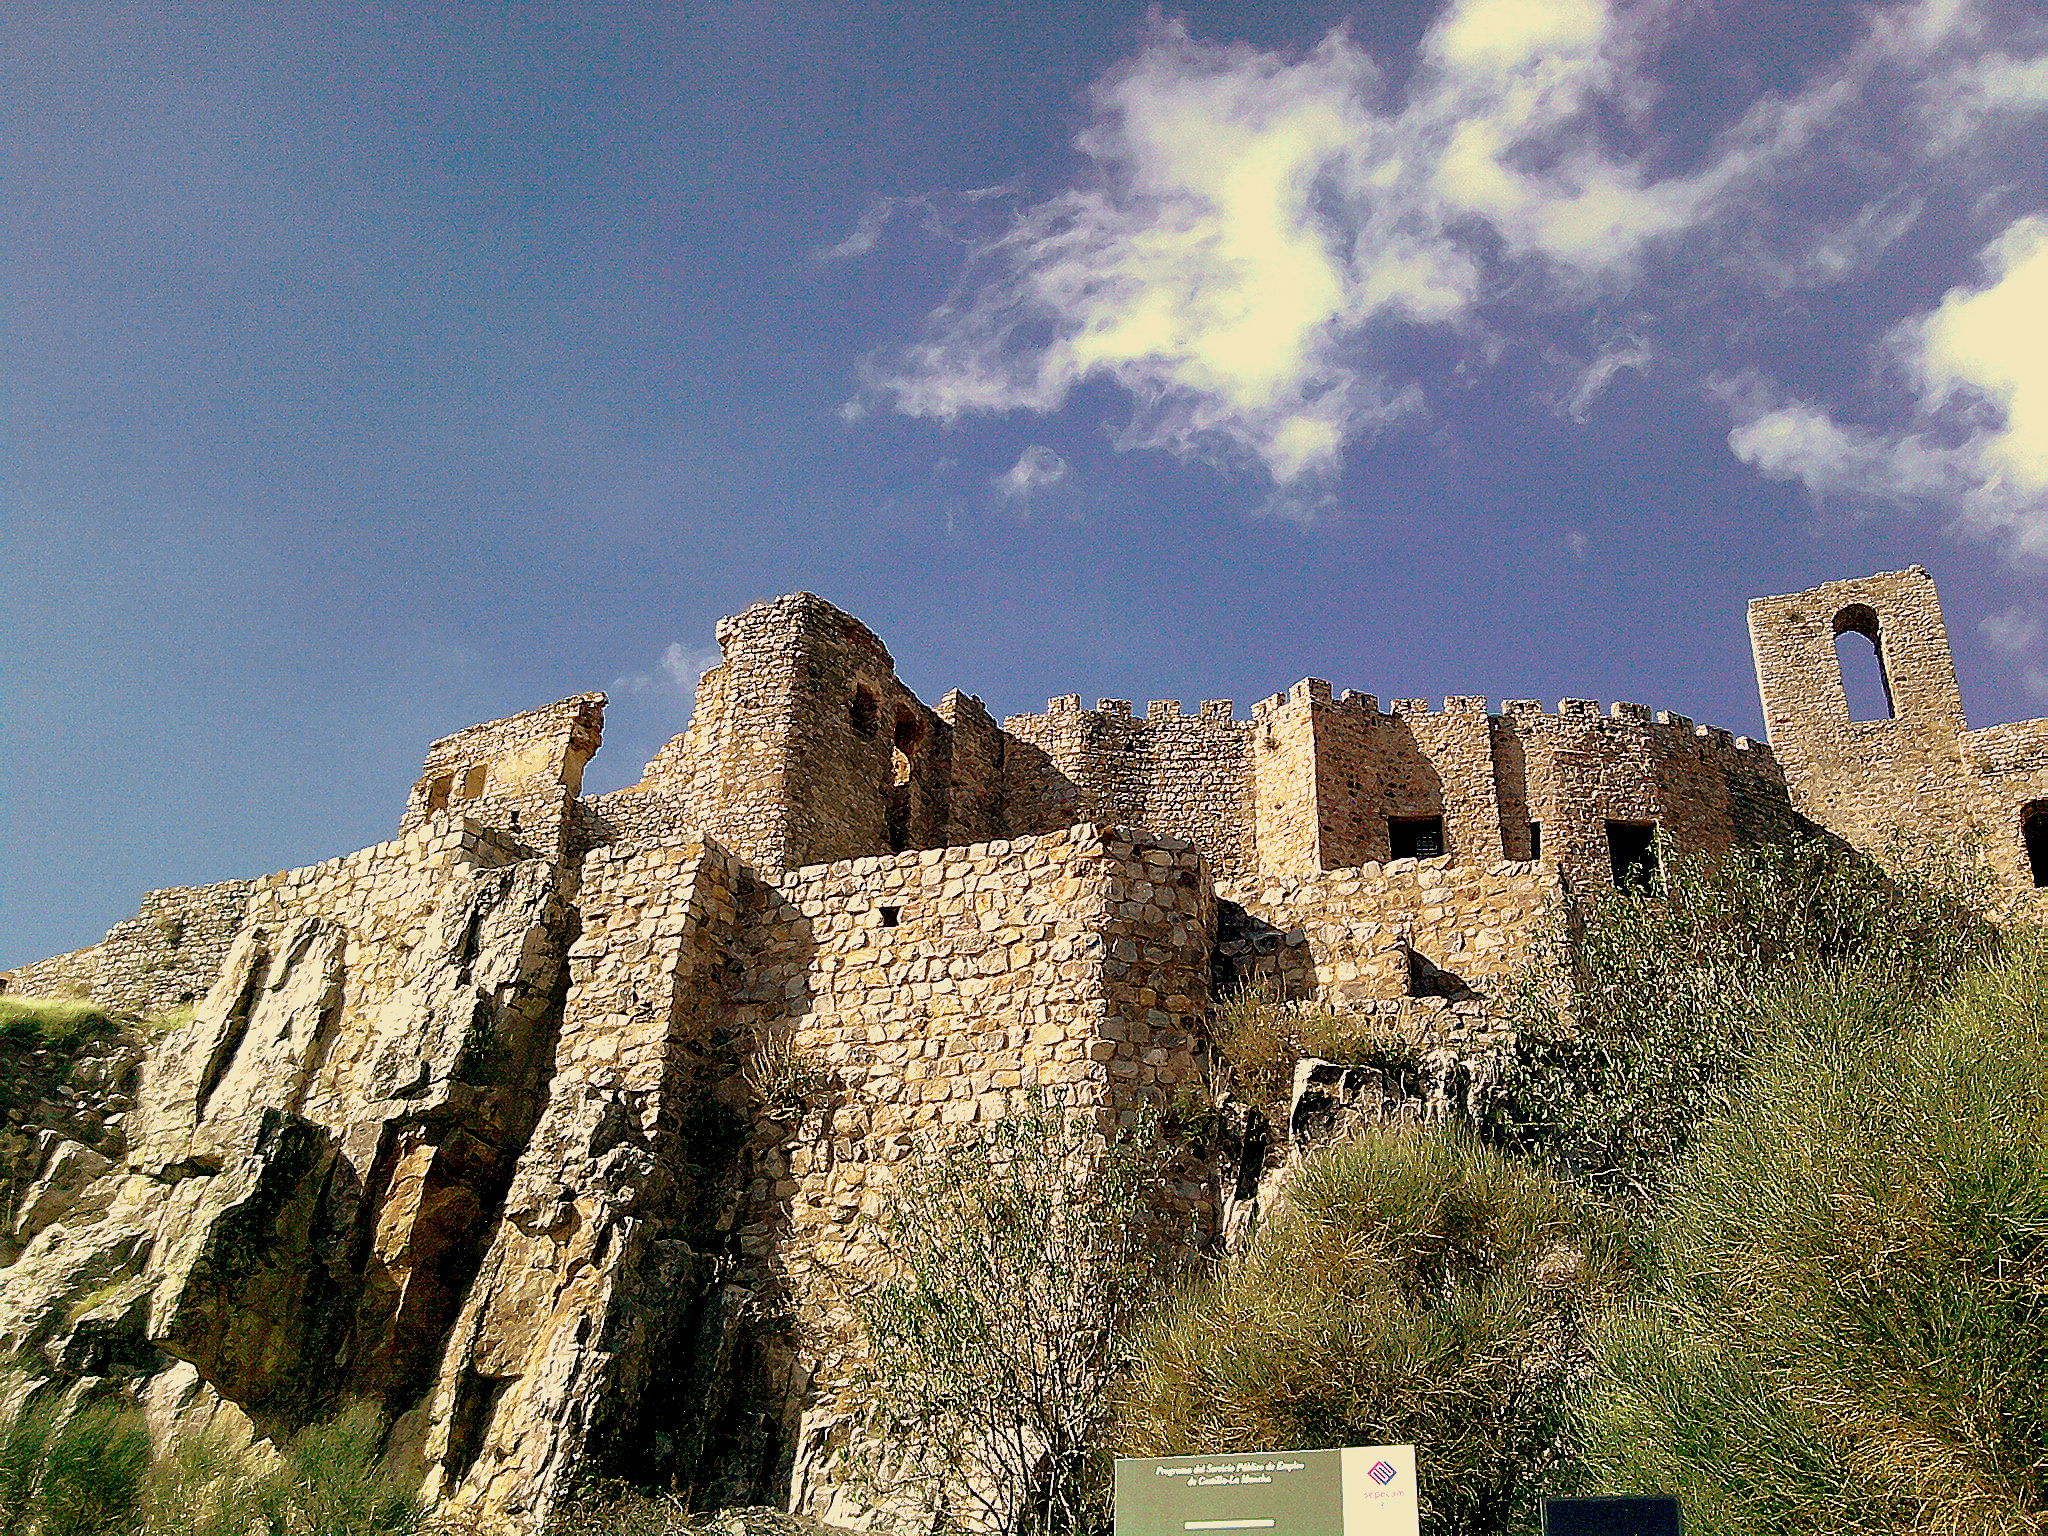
xmin=1749 ymin=565 xmax=2048 ymax=901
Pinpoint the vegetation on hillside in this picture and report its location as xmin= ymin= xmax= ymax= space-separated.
xmin=0 ymin=1398 xmax=429 ymax=1536
xmin=1485 ymin=834 xmax=1995 ymax=1203
xmin=1575 ymin=939 xmax=2048 ymax=1534
xmin=0 ymin=999 xmax=125 ymax=1051
xmin=839 ymin=1093 xmax=1166 ymax=1536
xmin=1120 ymin=1128 xmax=1632 ymax=1536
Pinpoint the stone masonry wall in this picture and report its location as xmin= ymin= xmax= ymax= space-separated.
xmin=1 ymin=943 xmax=105 ymax=1000
xmin=1217 ymin=858 xmax=1566 ymax=1046
xmin=720 ymin=824 xmax=1215 ymax=1524
xmin=1001 ymin=698 xmax=1254 ymax=878
xmin=1244 ymin=683 xmax=1785 ymax=891
xmin=93 ymin=882 xmax=256 ymax=1015
xmin=398 ymin=695 xmax=606 ymax=862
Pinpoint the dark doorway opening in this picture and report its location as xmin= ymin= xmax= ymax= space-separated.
xmin=1606 ymin=821 xmax=1659 ymax=890
xmin=1388 ymin=816 xmax=1445 ymax=860
xmin=2024 ymin=801 xmax=2048 ymax=888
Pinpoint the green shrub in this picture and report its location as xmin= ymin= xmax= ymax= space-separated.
xmin=1121 ymin=1126 xmax=1632 ymax=1536
xmin=0 ymin=1000 xmax=121 ymax=1052
xmin=1487 ymin=835 xmax=1996 ymax=1203
xmin=0 ymin=1396 xmax=151 ymax=1536
xmin=1210 ymin=987 xmax=1421 ymax=1116
xmin=1574 ymin=939 xmax=2048 ymax=1535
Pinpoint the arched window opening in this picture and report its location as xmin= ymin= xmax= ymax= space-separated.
xmin=850 ymin=684 xmax=880 ymax=737
xmin=1833 ymin=604 xmax=1894 ymax=722
xmin=2024 ymin=801 xmax=2048 ymax=888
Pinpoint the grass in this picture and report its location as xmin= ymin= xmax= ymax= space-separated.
xmin=1209 ymin=986 xmax=1421 ymax=1116
xmin=0 ymin=999 xmax=123 ymax=1051
xmin=1120 ymin=1126 xmax=1632 ymax=1536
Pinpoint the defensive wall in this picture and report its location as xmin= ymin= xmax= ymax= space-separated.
xmin=8 ymin=567 xmax=2046 ymax=1531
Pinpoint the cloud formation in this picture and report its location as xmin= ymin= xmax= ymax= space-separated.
xmin=1729 ymin=214 xmax=2048 ymax=552
xmin=613 ymin=641 xmax=723 ymax=698
xmin=853 ymin=0 xmax=2048 ymax=543
xmin=994 ymin=444 xmax=1070 ymax=499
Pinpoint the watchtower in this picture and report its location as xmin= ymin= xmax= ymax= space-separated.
xmin=1747 ymin=566 xmax=1971 ymax=853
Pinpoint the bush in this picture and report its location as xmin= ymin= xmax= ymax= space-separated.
xmin=1487 ymin=835 xmax=1996 ymax=1203
xmin=0 ymin=1396 xmax=151 ymax=1536
xmin=1120 ymin=1126 xmax=1632 ymax=1536
xmin=843 ymin=1094 xmax=1167 ymax=1536
xmin=1574 ymin=939 xmax=2048 ymax=1535
xmin=0 ymin=1000 xmax=122 ymax=1052
xmin=1210 ymin=987 xmax=1421 ymax=1116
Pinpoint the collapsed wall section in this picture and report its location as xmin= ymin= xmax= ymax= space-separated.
xmin=1217 ymin=859 xmax=1565 ymax=1044
xmin=399 ymin=695 xmax=606 ymax=861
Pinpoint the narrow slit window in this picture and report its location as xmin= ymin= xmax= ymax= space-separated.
xmin=1527 ymin=822 xmax=1542 ymax=860
xmin=1388 ymin=816 xmax=1446 ymax=860
xmin=1606 ymin=821 xmax=1659 ymax=890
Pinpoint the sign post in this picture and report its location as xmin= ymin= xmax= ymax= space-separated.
xmin=1115 ymin=1447 xmax=1420 ymax=1536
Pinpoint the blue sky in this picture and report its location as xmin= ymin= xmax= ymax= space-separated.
xmin=6 ymin=0 xmax=2046 ymax=967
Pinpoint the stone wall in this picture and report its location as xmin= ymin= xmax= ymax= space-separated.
xmin=93 ymin=882 xmax=255 ymax=1015
xmin=1245 ymin=682 xmax=1787 ymax=891
xmin=398 ymin=695 xmax=606 ymax=861
xmin=1217 ymin=858 xmax=1565 ymax=1045
xmin=1 ymin=943 xmax=104 ymax=1001
xmin=1001 ymin=698 xmax=1254 ymax=878
xmin=720 ymin=824 xmax=1215 ymax=1524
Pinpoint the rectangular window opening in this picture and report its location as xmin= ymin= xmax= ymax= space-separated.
xmin=426 ymin=774 xmax=454 ymax=814
xmin=459 ymin=764 xmax=488 ymax=801
xmin=1605 ymin=821 xmax=1660 ymax=890
xmin=1388 ymin=816 xmax=1446 ymax=860
xmin=879 ymin=905 xmax=902 ymax=927
xmin=1528 ymin=822 xmax=1542 ymax=860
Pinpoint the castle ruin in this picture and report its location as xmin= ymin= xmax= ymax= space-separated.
xmin=2 ymin=565 xmax=2043 ymax=1528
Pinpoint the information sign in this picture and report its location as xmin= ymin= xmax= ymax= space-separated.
xmin=1114 ymin=1446 xmax=1419 ymax=1536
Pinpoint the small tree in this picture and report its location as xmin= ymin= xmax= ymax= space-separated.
xmin=842 ymin=1093 xmax=1167 ymax=1536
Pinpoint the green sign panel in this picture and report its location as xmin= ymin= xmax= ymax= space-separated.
xmin=1115 ymin=1447 xmax=1419 ymax=1536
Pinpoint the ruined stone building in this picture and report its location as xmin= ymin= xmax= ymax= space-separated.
xmin=2 ymin=565 xmax=2043 ymax=1529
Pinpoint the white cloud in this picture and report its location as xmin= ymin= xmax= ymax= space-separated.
xmin=994 ymin=444 xmax=1069 ymax=499
xmin=1561 ymin=338 xmax=1653 ymax=420
xmin=862 ymin=0 xmax=2048 ymax=510
xmin=1981 ymin=607 xmax=2048 ymax=699
xmin=614 ymin=641 xmax=722 ymax=697
xmin=1726 ymin=214 xmax=2048 ymax=554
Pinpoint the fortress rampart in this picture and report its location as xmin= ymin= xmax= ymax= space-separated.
xmin=5 ymin=566 xmax=2045 ymax=1529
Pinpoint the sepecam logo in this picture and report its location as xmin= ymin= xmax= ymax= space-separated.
xmin=1367 ymin=1462 xmax=1398 ymax=1486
